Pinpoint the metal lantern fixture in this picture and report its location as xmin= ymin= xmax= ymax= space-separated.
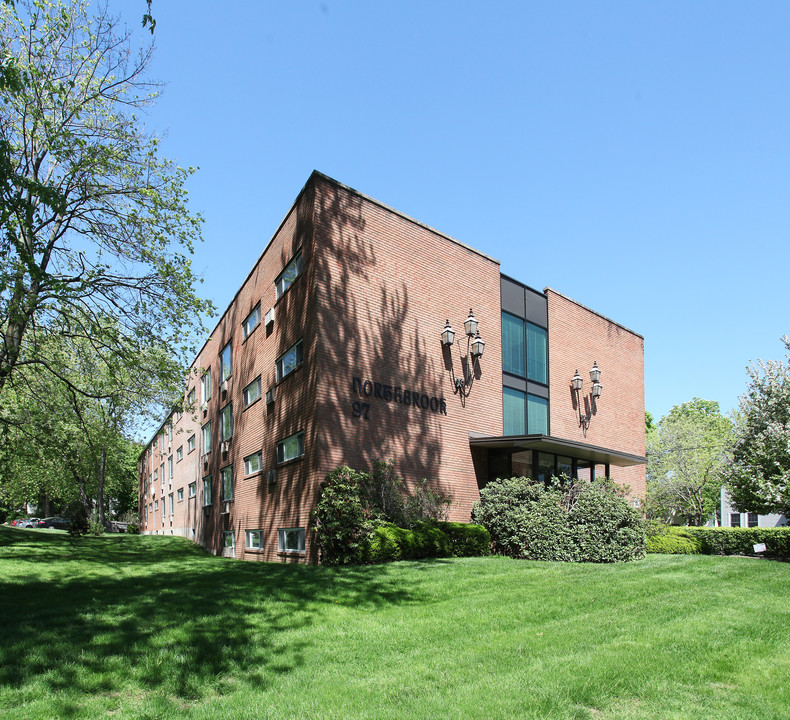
xmin=572 ymin=361 xmax=604 ymax=432
xmin=589 ymin=361 xmax=601 ymax=384
xmin=470 ymin=331 xmax=485 ymax=358
xmin=441 ymin=319 xmax=455 ymax=347
xmin=442 ymin=308 xmax=485 ymax=399
xmin=463 ymin=309 xmax=478 ymax=338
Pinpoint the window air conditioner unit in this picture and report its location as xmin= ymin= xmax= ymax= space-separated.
xmin=221 ymin=380 xmax=228 ymax=394
xmin=202 ymin=453 xmax=209 ymax=466
xmin=221 ymin=441 xmax=230 ymax=454
xmin=221 ymin=502 xmax=231 ymax=515
xmin=265 ymin=387 xmax=275 ymax=405
xmin=267 ymin=468 xmax=276 ymax=484
xmin=264 ymin=307 xmax=275 ymax=326
xmin=201 ymin=403 xmax=208 ymax=416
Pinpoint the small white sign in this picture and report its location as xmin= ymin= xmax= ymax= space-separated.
xmin=753 ymin=543 xmax=767 ymax=553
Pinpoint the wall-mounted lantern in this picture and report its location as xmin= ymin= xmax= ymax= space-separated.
xmin=442 ymin=309 xmax=485 ymax=398
xmin=572 ymin=361 xmax=603 ymax=431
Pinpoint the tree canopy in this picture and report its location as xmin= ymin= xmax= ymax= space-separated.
xmin=726 ymin=336 xmax=790 ymax=515
xmin=0 ymin=0 xmax=212 ymax=519
xmin=646 ymin=398 xmax=733 ymax=525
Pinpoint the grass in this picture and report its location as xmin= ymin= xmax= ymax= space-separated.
xmin=1 ymin=527 xmax=789 ymax=719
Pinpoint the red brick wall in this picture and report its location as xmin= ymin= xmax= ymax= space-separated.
xmin=545 ymin=289 xmax=646 ymax=501
xmin=310 ymin=176 xmax=504 ymax=526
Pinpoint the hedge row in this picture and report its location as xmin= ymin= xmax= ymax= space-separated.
xmin=366 ymin=521 xmax=491 ymax=563
xmin=683 ymin=527 xmax=790 ymax=560
xmin=646 ymin=524 xmax=790 ymax=559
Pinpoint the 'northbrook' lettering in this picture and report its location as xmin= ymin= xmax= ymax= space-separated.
xmin=352 ymin=377 xmax=447 ymax=415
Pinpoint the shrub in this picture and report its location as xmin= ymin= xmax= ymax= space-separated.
xmin=365 ymin=522 xmax=453 ymax=563
xmin=403 ymin=479 xmax=453 ymax=526
xmin=683 ymin=526 xmax=790 ymax=560
xmin=126 ymin=523 xmax=140 ymax=535
xmin=436 ymin=522 xmax=491 ymax=557
xmin=311 ymin=466 xmax=373 ymax=566
xmin=645 ymin=525 xmax=701 ymax=554
xmin=472 ymin=476 xmax=645 ymax=563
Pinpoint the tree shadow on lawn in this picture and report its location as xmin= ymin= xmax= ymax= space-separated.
xmin=0 ymin=530 xmax=428 ymax=707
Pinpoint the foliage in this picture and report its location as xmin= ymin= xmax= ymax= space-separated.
xmin=646 ymin=398 xmax=733 ymax=525
xmin=3 ymin=529 xmax=790 ymax=719
xmin=435 ymin=521 xmax=491 ymax=557
xmin=0 ymin=0 xmax=213 ymax=400
xmin=313 ymin=462 xmax=456 ymax=565
xmin=365 ymin=522 xmax=453 ymax=563
xmin=126 ymin=523 xmax=140 ymax=535
xmin=471 ymin=476 xmax=645 ymax=562
xmin=726 ymin=336 xmax=790 ymax=515
xmin=311 ymin=466 xmax=373 ymax=566
xmin=683 ymin=526 xmax=790 ymax=560
xmin=645 ymin=522 xmax=702 ymax=554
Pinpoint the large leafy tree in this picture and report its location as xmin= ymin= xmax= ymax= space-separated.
xmin=726 ymin=336 xmax=790 ymax=515
xmin=0 ymin=0 xmax=212 ymax=398
xmin=646 ymin=398 xmax=733 ymax=525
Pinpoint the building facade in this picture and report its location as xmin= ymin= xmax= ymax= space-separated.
xmin=138 ymin=172 xmax=646 ymax=563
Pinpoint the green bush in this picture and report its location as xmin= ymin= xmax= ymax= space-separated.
xmin=471 ymin=476 xmax=645 ymax=563
xmin=365 ymin=522 xmax=453 ymax=563
xmin=311 ymin=466 xmax=373 ymax=566
xmin=436 ymin=521 xmax=491 ymax=557
xmin=683 ymin=526 xmax=790 ymax=560
xmin=126 ymin=523 xmax=140 ymax=535
xmin=645 ymin=525 xmax=702 ymax=554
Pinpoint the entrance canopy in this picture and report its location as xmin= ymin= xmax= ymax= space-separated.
xmin=468 ymin=432 xmax=646 ymax=467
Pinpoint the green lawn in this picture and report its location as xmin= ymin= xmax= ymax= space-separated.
xmin=1 ymin=526 xmax=788 ymax=719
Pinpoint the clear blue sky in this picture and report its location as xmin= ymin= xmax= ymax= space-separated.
xmin=124 ymin=1 xmax=789 ymax=423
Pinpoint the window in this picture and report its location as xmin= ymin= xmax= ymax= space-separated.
xmin=177 ymin=488 xmax=184 ymax=502
xmin=243 ymin=376 xmax=262 ymax=408
xmin=168 ymin=423 xmax=173 ymax=442
xmin=527 ymin=394 xmax=549 ymax=435
xmin=730 ymin=513 xmax=741 ymax=528
xmin=154 ymin=500 xmax=159 ymax=512
xmin=278 ymin=527 xmax=305 ymax=553
xmin=502 ymin=312 xmax=526 ymax=377
xmin=220 ymin=404 xmax=233 ymax=442
xmin=188 ymin=481 xmax=196 ymax=498
xmin=202 ymin=422 xmax=212 ymax=453
xmin=246 ymin=529 xmax=264 ymax=550
xmin=503 ymin=387 xmax=526 ymax=436
xmin=160 ymin=463 xmax=165 ymax=484
xmin=202 ymin=476 xmax=213 ymax=506
xmin=276 ymin=250 xmax=302 ymax=298
xmin=201 ymin=370 xmax=211 ymax=403
xmin=153 ymin=469 xmax=158 ymax=482
xmin=223 ymin=531 xmax=235 ymax=550
xmin=168 ymin=456 xmax=173 ymax=479
xmin=503 ymin=389 xmax=548 ymax=436
xmin=244 ymin=451 xmax=262 ymax=476
xmin=168 ymin=493 xmax=174 ymax=515
xmin=748 ymin=513 xmax=759 ymax=528
xmin=187 ymin=387 xmax=196 ymax=407
xmin=526 ymin=323 xmax=548 ymax=384
xmin=187 ymin=434 xmax=196 ymax=453
xmin=243 ymin=304 xmax=261 ymax=339
xmin=220 ymin=342 xmax=233 ymax=383
xmin=221 ymin=465 xmax=234 ymax=502
xmin=276 ymin=340 xmax=303 ymax=382
xmin=176 ymin=446 xmax=183 ymax=462
xmin=277 ymin=431 xmax=305 ymax=464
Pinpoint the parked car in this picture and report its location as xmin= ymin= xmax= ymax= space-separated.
xmin=21 ymin=517 xmax=40 ymax=528
xmin=37 ymin=517 xmax=70 ymax=530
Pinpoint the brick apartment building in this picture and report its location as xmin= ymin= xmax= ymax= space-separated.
xmin=138 ymin=172 xmax=646 ymax=563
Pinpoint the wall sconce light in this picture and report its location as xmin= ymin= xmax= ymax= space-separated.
xmin=571 ymin=361 xmax=602 ymax=431
xmin=441 ymin=309 xmax=485 ymax=398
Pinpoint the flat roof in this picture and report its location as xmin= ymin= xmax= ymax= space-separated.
xmin=468 ymin=433 xmax=646 ymax=467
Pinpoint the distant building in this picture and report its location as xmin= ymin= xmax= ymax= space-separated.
xmin=719 ymin=487 xmax=786 ymax=528
xmin=138 ymin=172 xmax=646 ymax=562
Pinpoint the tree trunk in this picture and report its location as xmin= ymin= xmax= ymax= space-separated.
xmin=97 ymin=447 xmax=106 ymax=525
